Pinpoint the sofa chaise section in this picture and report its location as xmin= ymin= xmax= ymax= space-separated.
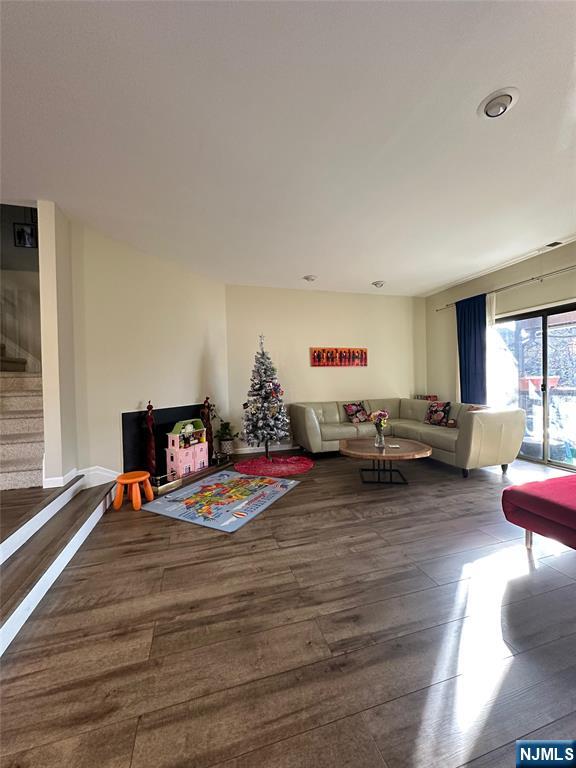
xmin=290 ymin=398 xmax=525 ymax=474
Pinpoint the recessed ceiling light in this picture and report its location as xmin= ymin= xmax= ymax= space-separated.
xmin=477 ymin=87 xmax=519 ymax=119
xmin=484 ymin=94 xmax=512 ymax=118
xmin=302 ymin=274 xmax=317 ymax=282
xmin=371 ymin=280 xmax=385 ymax=288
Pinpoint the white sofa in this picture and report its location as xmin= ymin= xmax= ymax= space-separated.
xmin=290 ymin=398 xmax=526 ymax=476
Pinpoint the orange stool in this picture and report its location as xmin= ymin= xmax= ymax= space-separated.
xmin=113 ymin=471 xmax=154 ymax=511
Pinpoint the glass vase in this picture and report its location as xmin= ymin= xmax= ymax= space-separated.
xmin=374 ymin=424 xmax=386 ymax=449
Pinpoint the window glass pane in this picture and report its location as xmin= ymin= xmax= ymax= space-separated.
xmin=547 ymin=309 xmax=576 ymax=467
xmin=491 ymin=317 xmax=543 ymax=460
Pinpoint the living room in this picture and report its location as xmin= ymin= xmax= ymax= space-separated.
xmin=1 ymin=2 xmax=576 ymax=767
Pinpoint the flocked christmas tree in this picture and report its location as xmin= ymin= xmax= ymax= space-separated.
xmin=242 ymin=335 xmax=290 ymax=459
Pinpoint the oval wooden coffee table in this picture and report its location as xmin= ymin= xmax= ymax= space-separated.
xmin=340 ymin=438 xmax=432 ymax=485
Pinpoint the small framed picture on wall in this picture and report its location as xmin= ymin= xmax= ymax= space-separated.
xmin=13 ymin=223 xmax=38 ymax=248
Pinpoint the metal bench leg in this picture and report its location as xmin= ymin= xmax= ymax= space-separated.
xmin=525 ymin=529 xmax=533 ymax=550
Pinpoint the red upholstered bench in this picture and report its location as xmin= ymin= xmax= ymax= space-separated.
xmin=502 ymin=475 xmax=576 ymax=550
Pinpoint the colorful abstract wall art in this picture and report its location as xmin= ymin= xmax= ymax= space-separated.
xmin=310 ymin=347 xmax=368 ymax=367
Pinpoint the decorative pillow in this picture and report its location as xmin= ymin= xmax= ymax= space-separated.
xmin=343 ymin=402 xmax=369 ymax=423
xmin=424 ymin=401 xmax=451 ymax=426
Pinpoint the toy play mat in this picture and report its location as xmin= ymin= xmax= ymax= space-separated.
xmin=142 ymin=470 xmax=298 ymax=532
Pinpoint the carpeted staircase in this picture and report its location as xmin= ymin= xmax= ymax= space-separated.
xmin=0 ymin=373 xmax=44 ymax=489
xmin=0 ymin=343 xmax=27 ymax=373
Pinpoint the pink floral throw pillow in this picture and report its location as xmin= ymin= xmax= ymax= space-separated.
xmin=343 ymin=402 xmax=369 ymax=423
xmin=424 ymin=401 xmax=451 ymax=426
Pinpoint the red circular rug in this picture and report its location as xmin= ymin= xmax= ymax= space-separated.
xmin=234 ymin=455 xmax=315 ymax=477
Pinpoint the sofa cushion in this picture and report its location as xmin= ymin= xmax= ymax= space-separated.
xmin=390 ymin=420 xmax=422 ymax=440
xmin=355 ymin=422 xmax=392 ymax=437
xmin=307 ymin=402 xmax=339 ymax=424
xmin=320 ymin=423 xmax=357 ymax=441
xmin=364 ymin=398 xmax=401 ymax=419
xmin=399 ymin=399 xmax=429 ymax=422
xmin=296 ymin=402 xmax=340 ymax=424
xmin=419 ymin=424 xmax=458 ymax=452
xmin=424 ymin=401 xmax=451 ymax=426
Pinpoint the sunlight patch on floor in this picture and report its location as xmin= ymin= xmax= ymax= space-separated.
xmin=485 ymin=460 xmax=570 ymax=482
xmin=412 ymin=542 xmax=559 ymax=766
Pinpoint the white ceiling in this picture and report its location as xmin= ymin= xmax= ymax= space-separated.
xmin=2 ymin=1 xmax=575 ymax=296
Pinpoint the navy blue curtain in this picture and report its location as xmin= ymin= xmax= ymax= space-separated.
xmin=456 ymin=293 xmax=487 ymax=404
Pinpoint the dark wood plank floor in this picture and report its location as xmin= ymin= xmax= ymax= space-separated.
xmin=0 ymin=486 xmax=58 ymax=543
xmin=0 ymin=484 xmax=114 ymax=623
xmin=1 ymin=455 xmax=575 ymax=767
xmin=0 ymin=476 xmax=82 ymax=544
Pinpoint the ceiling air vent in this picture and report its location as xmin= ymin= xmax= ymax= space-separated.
xmin=546 ymin=241 xmax=563 ymax=248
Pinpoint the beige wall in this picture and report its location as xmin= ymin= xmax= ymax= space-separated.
xmin=71 ymin=224 xmax=229 ymax=472
xmin=426 ymin=244 xmax=576 ymax=401
xmin=38 ymin=201 xmax=78 ymax=482
xmin=226 ymin=285 xmax=426 ymax=445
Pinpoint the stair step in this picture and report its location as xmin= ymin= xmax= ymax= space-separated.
xmin=0 ymin=441 xmax=43 ymax=466
xmin=0 ymin=393 xmax=43 ymax=412
xmin=0 ymin=359 xmax=27 ymax=373
xmin=0 ymin=482 xmax=114 ymax=655
xmin=0 ymin=475 xmax=83 ymax=549
xmin=0 ymin=373 xmax=42 ymax=392
xmin=0 ymin=432 xmax=43 ymax=445
xmin=0 ymin=412 xmax=43 ymax=435
xmin=1 ymin=455 xmax=43 ymax=472
xmin=0 ymin=371 xmax=42 ymax=376
xmin=0 ymin=469 xmax=43 ymax=490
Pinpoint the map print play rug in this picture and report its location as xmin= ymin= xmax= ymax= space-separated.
xmin=142 ymin=470 xmax=298 ymax=532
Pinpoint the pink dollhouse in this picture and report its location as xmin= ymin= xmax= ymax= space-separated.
xmin=166 ymin=418 xmax=209 ymax=481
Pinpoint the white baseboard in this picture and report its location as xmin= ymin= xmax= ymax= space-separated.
xmin=233 ymin=443 xmax=296 ymax=455
xmin=43 ymin=464 xmax=118 ymax=489
xmin=0 ymin=477 xmax=83 ymax=565
xmin=0 ymin=495 xmax=108 ymax=656
xmin=79 ymin=465 xmax=119 ymax=487
xmin=43 ymin=465 xmax=78 ymax=489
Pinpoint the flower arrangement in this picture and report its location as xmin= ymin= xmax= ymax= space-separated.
xmin=369 ymin=409 xmax=390 ymax=428
xmin=370 ymin=409 xmax=389 ymax=448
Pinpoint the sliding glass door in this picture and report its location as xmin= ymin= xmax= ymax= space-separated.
xmin=547 ymin=308 xmax=576 ymax=467
xmin=491 ymin=302 xmax=576 ymax=468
